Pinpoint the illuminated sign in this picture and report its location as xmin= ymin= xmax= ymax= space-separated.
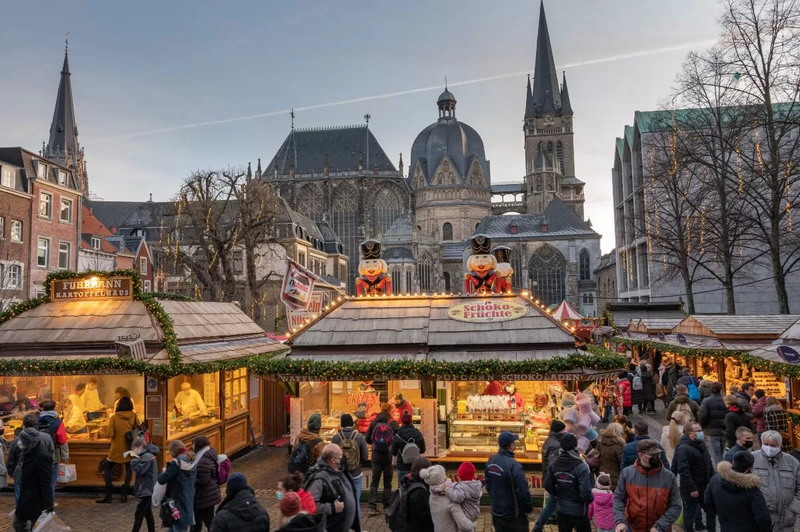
xmin=447 ymin=300 xmax=528 ymax=323
xmin=51 ymin=276 xmax=133 ymax=301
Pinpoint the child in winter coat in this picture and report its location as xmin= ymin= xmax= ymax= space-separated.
xmin=129 ymin=437 xmax=160 ymax=532
xmin=588 ymin=473 xmax=615 ymax=532
xmin=445 ymin=462 xmax=483 ymax=526
xmin=421 ymin=465 xmax=474 ymax=532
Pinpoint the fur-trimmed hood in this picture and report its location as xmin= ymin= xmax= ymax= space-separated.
xmin=717 ymin=460 xmax=761 ymax=491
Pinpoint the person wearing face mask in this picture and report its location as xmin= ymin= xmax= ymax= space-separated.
xmin=613 ymin=439 xmax=681 ymax=532
xmin=724 ymin=426 xmax=755 ymax=462
xmin=672 ymin=422 xmax=716 ymax=532
xmin=704 ymin=451 xmax=771 ymax=532
xmin=752 ymin=430 xmax=800 ymax=532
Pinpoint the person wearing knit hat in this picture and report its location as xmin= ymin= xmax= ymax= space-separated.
xmin=423 ymin=465 xmax=473 ymax=532
xmin=393 ymin=405 xmax=426 ymax=486
xmin=560 ymin=432 xmax=578 ymax=452
xmin=448 ymin=463 xmax=483 ymax=525
xmin=705 ymin=451 xmax=770 ymax=532
xmin=210 ymin=473 xmax=271 ymax=531
xmin=589 ymin=473 xmax=615 ymax=532
xmin=420 ymin=464 xmax=447 ymax=486
xmin=535 ymin=419 xmax=568 ymax=532
xmin=331 ymin=412 xmax=368 ymax=525
xmin=292 ymin=413 xmax=326 ymax=471
xmin=280 ymin=490 xmax=302 ymax=518
xmin=544 ymin=431 xmax=593 ymax=532
xmin=456 ymin=462 xmax=476 ymax=481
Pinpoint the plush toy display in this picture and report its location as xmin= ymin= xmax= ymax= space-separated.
xmin=464 ymin=235 xmax=499 ymax=294
xmin=492 ymin=246 xmax=513 ymax=293
xmin=355 ymin=239 xmax=392 ymax=296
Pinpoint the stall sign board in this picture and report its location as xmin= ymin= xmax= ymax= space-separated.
xmin=287 ymin=293 xmax=324 ymax=329
xmin=146 ymin=395 xmax=163 ymax=420
xmin=277 ymin=370 xmax=620 ymax=382
xmin=51 ymin=276 xmax=133 ymax=301
xmin=447 ymin=300 xmax=527 ymax=323
xmin=752 ymin=370 xmax=787 ymax=397
xmin=151 ymin=419 xmax=163 ymax=437
xmin=146 ymin=377 xmax=159 ymax=393
xmin=281 ymin=261 xmax=315 ymax=311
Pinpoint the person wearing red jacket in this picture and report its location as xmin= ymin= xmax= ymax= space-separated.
xmin=483 ymin=380 xmax=508 ymax=396
xmin=616 ymin=373 xmax=633 ymax=416
xmin=390 ymin=393 xmax=414 ymax=425
xmin=37 ymin=400 xmax=68 ymax=500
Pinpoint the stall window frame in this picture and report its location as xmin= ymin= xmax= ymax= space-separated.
xmin=223 ymin=368 xmax=249 ymax=419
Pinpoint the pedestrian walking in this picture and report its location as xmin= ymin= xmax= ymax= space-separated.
xmin=724 ymin=426 xmax=755 ymax=462
xmin=631 ymin=369 xmax=644 ymax=414
xmin=154 ymin=440 xmax=198 ymax=532
xmin=6 ymin=427 xmax=22 ymax=503
xmin=397 ymin=457 xmax=434 ymax=532
xmin=544 ymin=433 xmax=593 ymax=532
xmin=752 ymin=430 xmax=800 ymax=532
xmin=331 ymin=413 xmax=368 ymax=525
xmin=392 ymin=411 xmax=425 ymax=484
xmin=616 ymin=372 xmax=632 ymax=416
xmin=698 ymin=380 xmax=712 ymax=404
xmin=130 ymin=437 xmax=159 ymax=532
xmin=752 ymin=390 xmax=767 ymax=443
xmin=764 ymin=397 xmax=794 ymax=453
xmin=486 ymin=432 xmax=533 ymax=532
xmin=290 ymin=414 xmax=327 ymax=474
xmin=422 ymin=464 xmax=474 ymax=532
xmin=97 ymin=395 xmax=137 ymax=504
xmin=365 ymin=403 xmax=394 ymax=515
xmin=445 ymin=462 xmax=482 ymax=531
xmin=621 ymin=421 xmax=669 ymax=470
xmin=704 ymin=451 xmax=771 ymax=532
xmin=277 ymin=472 xmax=317 ymax=514
xmin=597 ymin=423 xmax=625 ymax=490
xmin=209 ymin=473 xmax=271 ymax=532
xmin=613 ymin=439 xmax=681 ymax=532
xmin=588 ymin=473 xmax=615 ymax=532
xmin=37 ymin=400 xmax=68 ymax=500
xmin=277 ymin=491 xmax=326 ymax=532
xmin=660 ymin=410 xmax=685 ymax=463
xmin=13 ymin=414 xmax=54 ymax=532
xmin=305 ymin=443 xmax=360 ymax=532
xmin=665 ymin=384 xmax=699 ymax=423
xmin=724 ymin=394 xmax=754 ymax=449
xmin=698 ymin=382 xmax=727 ymax=464
xmin=737 ymin=383 xmax=755 ymax=414
xmin=614 ymin=415 xmax=634 ymax=444
xmin=640 ymin=364 xmax=657 ymax=413
xmin=533 ymin=420 xmax=565 ymax=532
xmin=192 ymin=435 xmax=221 ymax=532
xmin=665 ymin=359 xmax=679 ymax=401
xmin=673 ymin=421 xmax=716 ymax=532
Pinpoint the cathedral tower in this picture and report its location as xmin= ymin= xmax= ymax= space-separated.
xmin=43 ymin=41 xmax=89 ymax=193
xmin=523 ymin=1 xmax=583 ymax=218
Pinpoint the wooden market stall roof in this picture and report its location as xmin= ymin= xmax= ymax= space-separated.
xmin=628 ymin=318 xmax=684 ymax=334
xmin=673 ymin=314 xmax=800 ymax=340
xmin=603 ymin=302 xmax=684 ymax=331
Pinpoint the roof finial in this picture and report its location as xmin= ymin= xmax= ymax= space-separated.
xmin=290 ymin=108 xmax=295 ymax=130
xmin=65 ymin=32 xmax=69 ymax=55
xmin=364 ymin=113 xmax=371 ymax=127
xmin=445 ymin=76 xmax=448 ymax=90
xmin=149 ymin=193 xmax=153 ymax=202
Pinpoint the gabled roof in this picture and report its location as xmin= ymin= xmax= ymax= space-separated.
xmin=605 ymin=302 xmax=684 ymax=331
xmin=475 ymin=197 xmax=598 ymax=240
xmin=265 ymin=125 xmax=397 ymax=176
xmin=0 ymin=147 xmax=80 ymax=193
xmin=560 ymin=72 xmax=573 ymax=115
xmin=81 ymin=205 xmax=118 ymax=254
xmin=442 ymin=242 xmax=469 ymax=260
xmin=593 ymin=251 xmax=616 ymax=274
xmin=84 ymin=200 xmax=143 ymax=230
xmin=673 ymin=314 xmax=800 ymax=340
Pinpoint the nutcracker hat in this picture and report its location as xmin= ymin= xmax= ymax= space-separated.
xmin=492 ymin=246 xmax=511 ymax=263
xmin=470 ymin=235 xmax=492 ymax=255
xmin=360 ymin=239 xmax=382 ymax=260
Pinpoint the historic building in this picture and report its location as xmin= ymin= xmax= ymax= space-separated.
xmin=263 ymin=1 xmax=601 ymax=313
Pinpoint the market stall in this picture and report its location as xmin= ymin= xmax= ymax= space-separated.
xmin=0 ymin=271 xmax=285 ymax=487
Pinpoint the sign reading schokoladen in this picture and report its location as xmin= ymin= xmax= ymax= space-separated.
xmin=51 ymin=276 xmax=134 ymax=301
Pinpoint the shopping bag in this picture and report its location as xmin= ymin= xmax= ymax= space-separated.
xmin=32 ymin=511 xmax=71 ymax=532
xmin=57 ymin=463 xmax=77 ymax=484
xmin=674 ymin=509 xmax=683 ymax=527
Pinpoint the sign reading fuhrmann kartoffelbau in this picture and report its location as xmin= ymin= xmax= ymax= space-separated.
xmin=52 ymin=276 xmax=133 ymax=301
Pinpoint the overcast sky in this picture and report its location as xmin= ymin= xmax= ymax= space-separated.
xmin=0 ymin=1 xmax=722 ymax=252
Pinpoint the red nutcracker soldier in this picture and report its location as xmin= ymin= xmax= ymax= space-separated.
xmin=464 ymin=235 xmax=500 ymax=294
xmin=492 ymin=246 xmax=513 ymax=293
xmin=355 ymin=239 xmax=392 ymax=296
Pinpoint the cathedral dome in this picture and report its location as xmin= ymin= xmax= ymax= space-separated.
xmin=409 ymin=89 xmax=490 ymax=189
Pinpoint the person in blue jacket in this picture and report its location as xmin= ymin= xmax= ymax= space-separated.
xmin=486 ymin=431 xmax=533 ymax=532
xmin=621 ymin=421 xmax=669 ymax=470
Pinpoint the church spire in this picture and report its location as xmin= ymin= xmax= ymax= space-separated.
xmin=47 ymin=38 xmax=79 ymax=159
xmin=530 ymin=0 xmax=561 ymax=117
xmin=525 ymin=74 xmax=536 ymax=118
xmin=560 ymin=71 xmax=573 ymax=115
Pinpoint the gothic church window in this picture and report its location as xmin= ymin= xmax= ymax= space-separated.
xmin=418 ymin=253 xmax=433 ymax=292
xmin=546 ymin=177 xmax=553 ymax=191
xmin=296 ymin=185 xmax=324 ymax=222
xmin=579 ymin=249 xmax=590 ymax=280
xmin=331 ymin=184 xmax=360 ymax=291
xmin=556 ymin=141 xmax=564 ymax=171
xmin=547 ymin=142 xmax=553 ymax=155
xmin=528 ymin=245 xmax=566 ymax=307
xmin=406 ymin=270 xmax=412 ymax=293
xmin=583 ymin=294 xmax=588 ymax=304
xmin=442 ymin=223 xmax=453 ymax=241
xmin=443 ymin=272 xmax=451 ymax=292
xmin=373 ymin=187 xmax=401 ymax=236
xmin=510 ymin=247 xmax=523 ymax=290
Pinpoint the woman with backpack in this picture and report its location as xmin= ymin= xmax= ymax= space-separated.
xmin=393 ymin=411 xmax=426 ymax=485
xmin=641 ymin=364 xmax=657 ymax=414
xmin=631 ymin=369 xmax=644 ymax=414
xmin=192 ymin=435 xmax=221 ymax=532
xmin=331 ymin=414 xmax=368 ymax=525
xmin=153 ymin=440 xmax=198 ymax=532
xmin=97 ymin=395 xmax=137 ymax=504
xmin=390 ymin=457 xmax=434 ymax=532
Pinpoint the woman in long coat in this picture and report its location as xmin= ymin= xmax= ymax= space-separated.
xmin=640 ymin=364 xmax=657 ymax=414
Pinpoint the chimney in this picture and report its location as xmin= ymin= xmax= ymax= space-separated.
xmin=111 ymin=226 xmax=118 ymax=234
xmin=541 ymin=222 xmax=548 ymax=233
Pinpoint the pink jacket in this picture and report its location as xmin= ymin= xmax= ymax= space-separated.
xmin=588 ymin=489 xmax=615 ymax=529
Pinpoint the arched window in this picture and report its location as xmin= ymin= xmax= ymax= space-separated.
xmin=443 ymin=272 xmax=451 ymax=292
xmin=331 ymin=184 xmax=359 ymax=292
xmin=537 ymin=143 xmax=543 ymax=157
xmin=373 ymin=188 xmax=401 ymax=236
xmin=547 ymin=141 xmax=553 ymax=155
xmin=406 ymin=270 xmax=412 ymax=293
xmin=442 ymin=222 xmax=453 ymax=241
xmin=589 ymin=294 xmax=594 ymax=304
xmin=528 ymin=245 xmax=566 ymax=307
xmin=391 ymin=270 xmax=399 ymax=291
xmin=556 ymin=141 xmax=564 ymax=171
xmin=510 ymin=246 xmax=523 ymax=290
xmin=536 ymin=177 xmax=543 ymax=192
xmin=579 ymin=249 xmax=591 ymax=280
xmin=418 ymin=253 xmax=433 ymax=292
xmin=583 ymin=294 xmax=588 ymax=304
xmin=296 ymin=184 xmax=324 ymax=222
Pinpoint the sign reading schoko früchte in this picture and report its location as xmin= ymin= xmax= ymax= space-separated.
xmin=447 ymin=300 xmax=528 ymax=323
xmin=52 ymin=276 xmax=133 ymax=301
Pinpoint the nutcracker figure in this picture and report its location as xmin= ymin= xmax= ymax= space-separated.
xmin=355 ymin=239 xmax=392 ymax=296
xmin=492 ymin=246 xmax=513 ymax=293
xmin=464 ymin=235 xmax=499 ymax=294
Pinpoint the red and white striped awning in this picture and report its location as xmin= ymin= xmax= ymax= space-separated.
xmin=552 ymin=300 xmax=583 ymax=321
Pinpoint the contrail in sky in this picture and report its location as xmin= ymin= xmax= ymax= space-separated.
xmin=91 ymin=39 xmax=715 ymax=143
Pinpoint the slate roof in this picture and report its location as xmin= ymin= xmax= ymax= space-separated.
xmin=560 ymin=72 xmax=574 ymax=115
xmin=265 ymin=126 xmax=397 ymax=175
xmin=561 ymin=176 xmax=585 ymax=186
xmin=46 ymin=52 xmax=79 ymax=158
xmin=475 ymin=197 xmax=598 ymax=240
xmin=593 ymin=251 xmax=616 ymax=274
xmin=529 ymin=1 xmax=562 ymax=117
xmin=674 ymin=314 xmax=800 ymax=339
xmin=442 ymin=242 xmax=469 ymax=260
xmin=0 ymin=147 xmax=79 ymax=192
xmin=122 ymin=236 xmax=145 ymax=256
xmin=383 ymin=213 xmax=413 ymax=240
xmin=383 ymin=247 xmax=414 ymax=263
xmin=491 ymin=182 xmax=526 ymax=195
xmin=316 ymin=220 xmax=344 ymax=254
xmin=605 ymin=302 xmax=684 ymax=331
xmin=84 ymin=200 xmax=143 ymax=230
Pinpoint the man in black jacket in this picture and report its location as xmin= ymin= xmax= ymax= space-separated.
xmin=392 ymin=411 xmax=425 ymax=485
xmin=698 ymin=382 xmax=728 ymax=464
xmin=544 ymin=433 xmax=593 ymax=532
xmin=704 ymin=451 xmax=771 ymax=532
xmin=533 ymin=420 xmax=565 ymax=532
xmin=14 ymin=414 xmax=54 ymax=532
xmin=673 ymin=421 xmax=716 ymax=532
xmin=486 ymin=432 xmax=533 ymax=532
xmin=365 ymin=404 xmax=393 ymax=515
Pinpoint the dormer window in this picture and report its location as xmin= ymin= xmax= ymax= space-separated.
xmin=58 ymin=171 xmax=67 ymax=186
xmin=34 ymin=160 xmax=46 ymax=178
xmin=541 ymin=223 xmax=548 ymax=233
xmin=91 ymin=236 xmax=101 ymax=250
xmin=510 ymin=222 xmax=518 ymax=234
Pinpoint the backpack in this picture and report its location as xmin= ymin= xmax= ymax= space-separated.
xmin=687 ymin=380 xmax=700 ymax=402
xmin=632 ymin=375 xmax=643 ymax=391
xmin=289 ymin=437 xmax=322 ymax=473
xmin=125 ymin=418 xmax=143 ymax=449
xmin=216 ymin=454 xmax=232 ymax=485
xmin=386 ymin=480 xmax=427 ymax=532
xmin=676 ymin=402 xmax=695 ymax=423
xmin=37 ymin=416 xmax=60 ymax=439
xmin=372 ymin=423 xmax=394 ymax=452
xmin=337 ymin=432 xmax=361 ymax=471
xmin=303 ymin=466 xmax=343 ymax=503
xmin=400 ymin=436 xmax=421 ymax=464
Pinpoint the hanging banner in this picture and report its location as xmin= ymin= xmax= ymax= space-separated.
xmin=281 ymin=259 xmax=316 ymax=311
xmin=287 ymin=292 xmax=324 ymax=329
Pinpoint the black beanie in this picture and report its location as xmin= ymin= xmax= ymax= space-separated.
xmin=341 ymin=413 xmax=354 ymax=428
xmin=732 ymin=451 xmax=755 ymax=473
xmin=560 ymin=432 xmax=578 ymax=452
xmin=550 ymin=420 xmax=566 ymax=433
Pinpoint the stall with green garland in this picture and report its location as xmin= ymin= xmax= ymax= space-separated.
xmin=0 ymin=270 xmax=285 ymax=487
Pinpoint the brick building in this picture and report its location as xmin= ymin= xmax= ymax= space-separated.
xmin=0 ymin=153 xmax=33 ymax=309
